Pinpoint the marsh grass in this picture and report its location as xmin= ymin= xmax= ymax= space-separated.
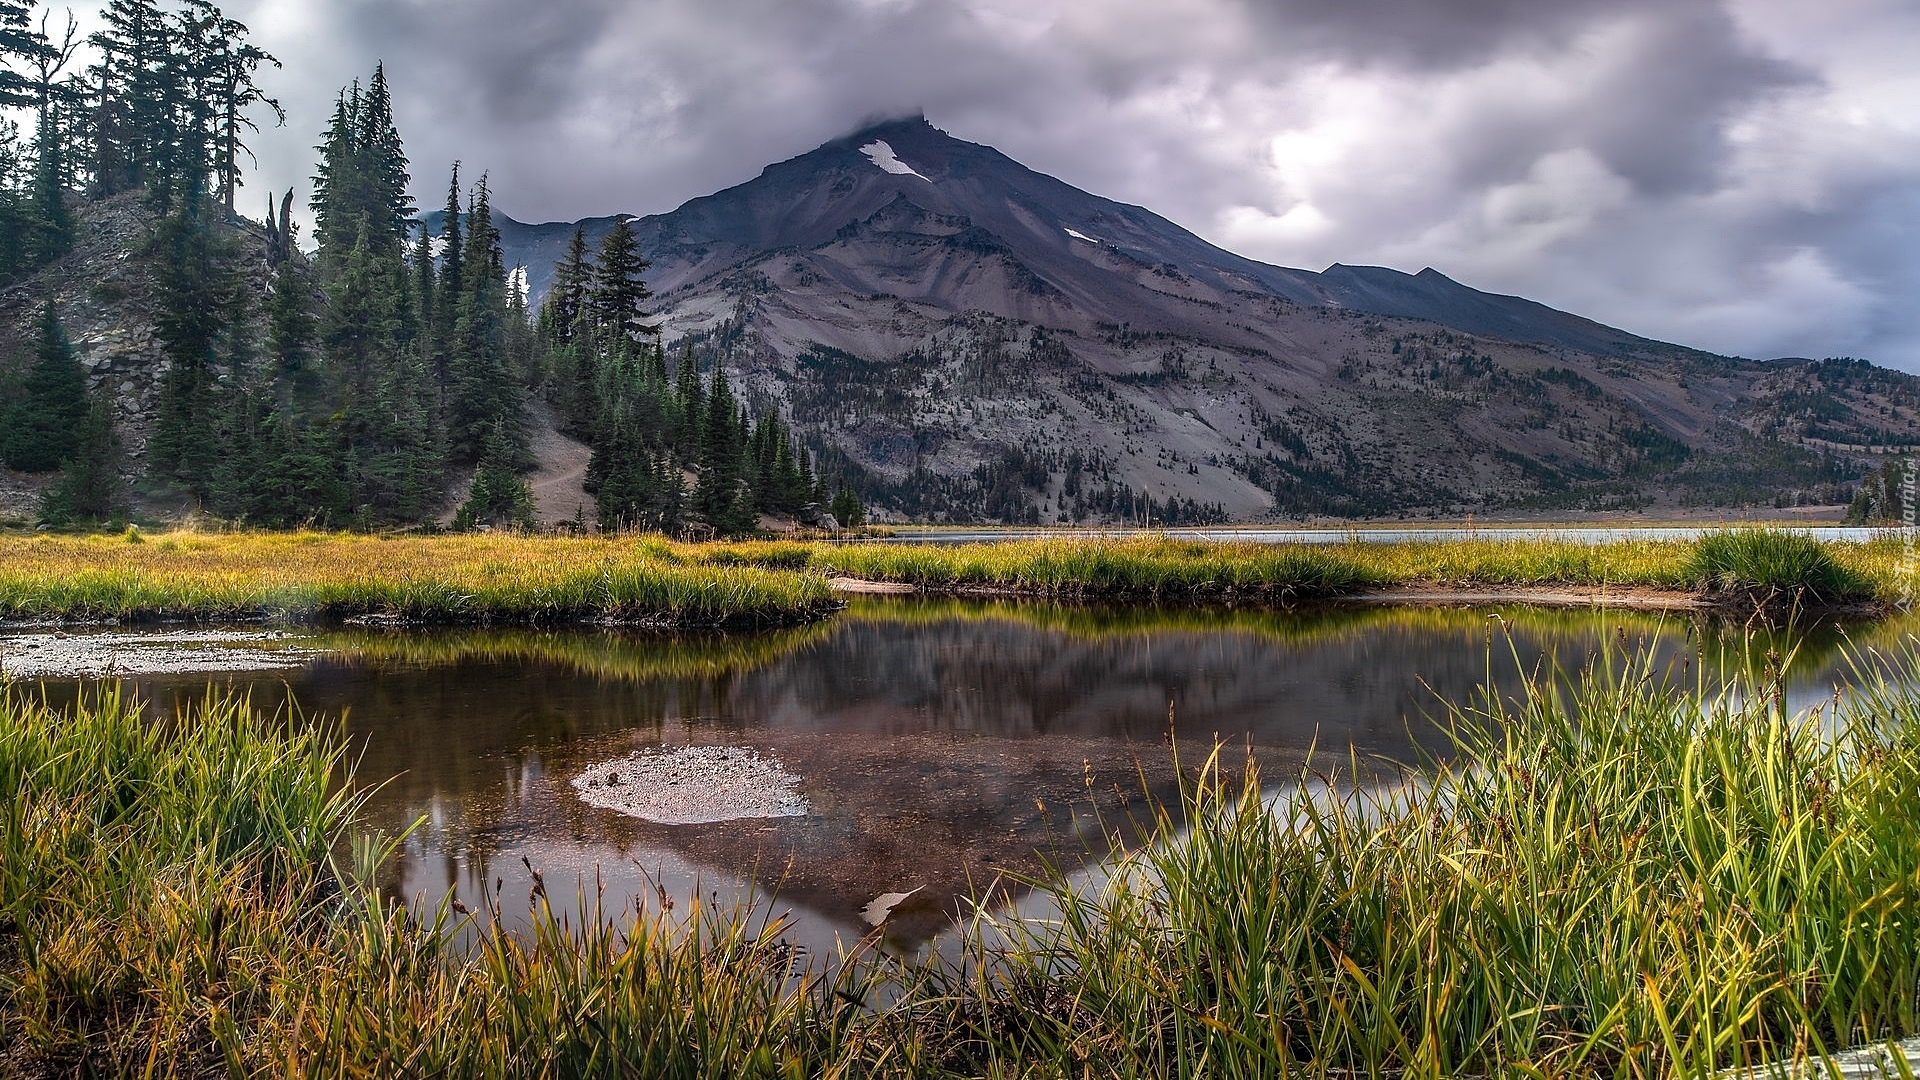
xmin=799 ymin=531 xmax=1906 ymax=609
xmin=0 ymin=683 xmax=358 ymax=1075
xmin=915 ymin=639 xmax=1920 ymax=1078
xmin=0 ymin=532 xmax=837 ymax=627
xmin=10 ymin=630 xmax=1920 ymax=1076
xmin=0 ymin=530 xmax=1903 ymax=627
xmin=1686 ymin=529 xmax=1876 ymax=608
xmin=804 ymin=536 xmax=1381 ymax=600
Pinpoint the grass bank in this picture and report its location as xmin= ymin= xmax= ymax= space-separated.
xmin=0 ymin=528 xmax=1892 ymax=626
xmin=8 ymin=640 xmax=1920 ymax=1076
xmin=0 ymin=532 xmax=837 ymax=627
xmin=726 ymin=529 xmax=1891 ymax=609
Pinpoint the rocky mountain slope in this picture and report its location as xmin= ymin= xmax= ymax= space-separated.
xmin=8 ymin=120 xmax=1916 ymax=527
xmin=476 ymin=116 xmax=1920 ymax=522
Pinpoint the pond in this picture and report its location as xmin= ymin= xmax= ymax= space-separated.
xmin=11 ymin=598 xmax=1909 ymax=957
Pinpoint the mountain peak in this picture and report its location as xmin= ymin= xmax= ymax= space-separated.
xmin=833 ymin=111 xmax=938 ymax=145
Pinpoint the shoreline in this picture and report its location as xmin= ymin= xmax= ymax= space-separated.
xmin=830 ymin=576 xmax=1892 ymax=616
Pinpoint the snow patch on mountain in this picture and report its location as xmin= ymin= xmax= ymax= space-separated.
xmin=1065 ymin=228 xmax=1101 ymax=244
xmin=859 ymin=140 xmax=932 ymax=182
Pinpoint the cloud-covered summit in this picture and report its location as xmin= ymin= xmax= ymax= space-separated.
xmin=144 ymin=0 xmax=1920 ymax=368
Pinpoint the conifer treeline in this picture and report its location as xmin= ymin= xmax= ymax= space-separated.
xmin=1 ymin=3 xmax=856 ymax=534
xmin=0 ymin=0 xmax=279 ymax=275
xmin=536 ymin=217 xmax=857 ymax=533
xmin=159 ymin=66 xmax=537 ymax=529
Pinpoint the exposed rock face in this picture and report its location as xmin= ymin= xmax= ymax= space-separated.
xmin=795 ymin=502 xmax=839 ymax=530
xmin=0 ymin=192 xmax=296 ymax=519
xmin=478 ymin=117 xmax=1920 ymax=521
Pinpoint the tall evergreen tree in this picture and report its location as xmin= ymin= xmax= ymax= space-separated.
xmin=589 ymin=214 xmax=655 ymax=341
xmin=356 ymin=63 xmax=410 ymax=246
xmin=146 ymin=178 xmax=242 ymax=494
xmin=28 ymin=101 xmax=70 ymax=263
xmin=87 ymin=0 xmax=174 ymax=196
xmin=0 ymin=0 xmax=52 ymax=109
xmin=693 ymin=363 xmax=752 ymax=534
xmin=672 ymin=345 xmax=703 ymax=461
xmin=430 ymin=162 xmax=462 ymax=372
xmin=544 ymin=225 xmax=590 ymax=343
xmin=37 ymin=398 xmax=123 ymax=526
xmin=1 ymin=301 xmax=88 ymax=471
xmin=310 ymin=67 xmax=410 ymax=277
xmin=454 ymin=421 xmax=534 ymax=530
xmin=446 ymin=172 xmax=523 ymax=464
xmin=200 ymin=7 xmax=280 ymax=211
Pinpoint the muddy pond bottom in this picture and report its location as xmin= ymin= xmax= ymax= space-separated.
xmin=12 ymin=598 xmax=1895 ymax=952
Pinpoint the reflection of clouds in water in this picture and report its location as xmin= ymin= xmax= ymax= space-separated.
xmin=390 ymin=833 xmax=872 ymax=966
xmin=45 ymin=603 xmax=1920 ymax=953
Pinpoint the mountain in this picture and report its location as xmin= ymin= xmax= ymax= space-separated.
xmin=359 ymin=120 xmax=1920 ymax=520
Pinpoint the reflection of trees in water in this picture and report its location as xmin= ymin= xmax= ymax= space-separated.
xmin=44 ymin=600 xmax=1913 ymax=948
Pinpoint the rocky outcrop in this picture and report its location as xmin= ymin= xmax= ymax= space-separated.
xmin=0 ymin=191 xmax=292 ymax=517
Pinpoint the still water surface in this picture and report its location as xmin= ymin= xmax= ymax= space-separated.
xmin=24 ymin=598 xmax=1914 ymax=953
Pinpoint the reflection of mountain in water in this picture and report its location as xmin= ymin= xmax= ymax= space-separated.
xmin=59 ymin=602 xmax=1905 ymax=947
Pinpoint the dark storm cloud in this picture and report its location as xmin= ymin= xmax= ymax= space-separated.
xmin=211 ymin=0 xmax=1920 ymax=367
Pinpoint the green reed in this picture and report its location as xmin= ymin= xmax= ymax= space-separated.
xmin=921 ymin=637 xmax=1920 ymax=1078
xmin=8 ymin=633 xmax=1920 ymax=1076
xmin=1685 ymin=528 xmax=1875 ymax=608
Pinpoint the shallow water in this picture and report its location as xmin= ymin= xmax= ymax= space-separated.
xmin=14 ymin=598 xmax=1912 ymax=953
xmin=881 ymin=525 xmax=1896 ymax=545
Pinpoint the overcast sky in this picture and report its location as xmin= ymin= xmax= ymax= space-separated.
xmin=53 ymin=0 xmax=1920 ymax=367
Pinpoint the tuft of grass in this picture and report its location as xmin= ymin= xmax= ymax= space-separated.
xmin=1685 ymin=528 xmax=1873 ymax=607
xmin=0 ymin=684 xmax=360 ymax=1074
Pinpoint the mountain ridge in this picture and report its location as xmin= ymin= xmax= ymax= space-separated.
xmin=394 ymin=119 xmax=1920 ymax=522
xmin=455 ymin=115 xmax=1673 ymax=361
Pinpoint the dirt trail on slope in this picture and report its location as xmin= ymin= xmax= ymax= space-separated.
xmin=526 ymin=400 xmax=593 ymax=527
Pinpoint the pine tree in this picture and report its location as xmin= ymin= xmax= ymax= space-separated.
xmin=265 ymin=264 xmax=315 ymax=373
xmin=0 ymin=121 xmax=26 ymax=277
xmin=829 ymin=483 xmax=865 ymax=529
xmin=87 ymin=0 xmax=174 ymax=196
xmin=357 ymin=63 xmax=411 ymax=247
xmin=693 ymin=363 xmax=753 ymax=535
xmin=542 ymin=225 xmax=590 ymax=344
xmin=455 ymin=422 xmax=534 ymax=530
xmin=26 ymin=101 xmax=70 ymax=266
xmin=432 ymin=163 xmax=462 ymax=339
xmin=308 ymin=87 xmax=355 ymax=265
xmin=411 ymin=221 xmax=434 ymax=360
xmin=446 ymin=173 xmax=524 ymax=464
xmin=538 ymin=225 xmax=595 ymax=430
xmin=310 ymin=67 xmax=410 ymax=277
xmin=1 ymin=302 xmax=89 ymax=471
xmin=146 ymin=179 xmax=242 ymax=494
xmin=672 ymin=345 xmax=703 ymax=462
xmin=589 ymin=215 xmax=656 ymax=341
xmin=38 ymin=398 xmax=123 ymax=526
xmin=200 ymin=8 xmax=281 ymax=212
xmin=0 ymin=0 xmax=52 ymax=109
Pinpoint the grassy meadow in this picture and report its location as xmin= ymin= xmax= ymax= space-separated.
xmin=0 ymin=531 xmax=838 ymax=627
xmin=8 ymin=638 xmax=1920 ymax=1075
xmin=0 ymin=526 xmax=1898 ymax=625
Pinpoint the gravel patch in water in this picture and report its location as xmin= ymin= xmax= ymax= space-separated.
xmin=572 ymin=746 xmax=811 ymax=825
xmin=0 ymin=630 xmax=318 ymax=678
